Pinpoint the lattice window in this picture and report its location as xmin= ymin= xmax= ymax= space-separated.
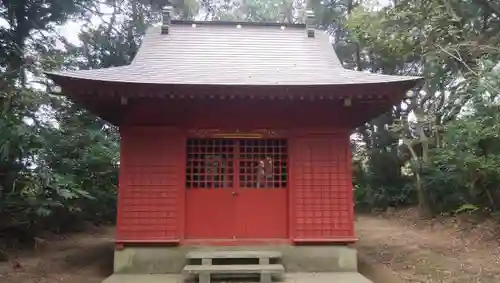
xmin=186 ymin=139 xmax=288 ymax=189
xmin=186 ymin=139 xmax=234 ymax=189
xmin=239 ymin=139 xmax=287 ymax=188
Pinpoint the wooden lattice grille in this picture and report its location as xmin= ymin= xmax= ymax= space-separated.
xmin=186 ymin=139 xmax=287 ymax=189
xmin=238 ymin=139 xmax=287 ymax=188
xmin=186 ymin=139 xmax=235 ymax=189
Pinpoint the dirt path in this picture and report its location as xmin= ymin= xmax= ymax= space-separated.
xmin=356 ymin=214 xmax=500 ymax=283
xmin=1 ymin=215 xmax=500 ymax=283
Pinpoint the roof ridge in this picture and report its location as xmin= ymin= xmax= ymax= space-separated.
xmin=170 ymin=20 xmax=306 ymax=29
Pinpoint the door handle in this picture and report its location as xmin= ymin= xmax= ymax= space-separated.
xmin=232 ymin=191 xmax=239 ymax=196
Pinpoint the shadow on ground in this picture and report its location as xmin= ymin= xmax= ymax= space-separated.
xmin=60 ymin=241 xmax=115 ymax=277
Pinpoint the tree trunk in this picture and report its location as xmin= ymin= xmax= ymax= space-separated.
xmin=405 ymin=139 xmax=432 ymax=218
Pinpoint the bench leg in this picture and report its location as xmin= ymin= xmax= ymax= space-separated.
xmin=260 ymin=272 xmax=271 ymax=283
xmin=199 ymin=258 xmax=211 ymax=283
xmin=259 ymin=257 xmax=270 ymax=265
xmin=199 ymin=272 xmax=210 ymax=283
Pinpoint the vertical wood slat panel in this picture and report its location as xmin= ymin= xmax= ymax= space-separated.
xmin=117 ymin=126 xmax=183 ymax=242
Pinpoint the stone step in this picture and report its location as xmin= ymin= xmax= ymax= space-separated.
xmin=183 ymin=264 xmax=284 ymax=283
xmin=183 ymin=263 xmax=284 ymax=273
xmin=186 ymin=250 xmax=282 ymax=260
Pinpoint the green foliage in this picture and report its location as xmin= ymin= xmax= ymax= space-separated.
xmin=353 ymin=144 xmax=417 ymax=211
xmin=455 ymin=204 xmax=479 ymax=214
xmin=347 ymin=0 xmax=500 ymax=217
xmin=353 ymin=66 xmax=500 ymax=215
xmin=0 ymin=0 xmax=127 ymax=241
xmin=421 ymin=84 xmax=500 ymax=214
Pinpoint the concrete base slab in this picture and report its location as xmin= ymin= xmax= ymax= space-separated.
xmin=114 ymin=246 xmax=357 ymax=273
xmin=102 ymin=272 xmax=372 ymax=283
xmin=285 ymin=272 xmax=373 ymax=283
xmin=102 ymin=274 xmax=184 ymax=283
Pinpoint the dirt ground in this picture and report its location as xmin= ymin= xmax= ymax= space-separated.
xmin=1 ymin=210 xmax=500 ymax=283
xmin=0 ymin=226 xmax=115 ymax=283
xmin=357 ymin=209 xmax=500 ymax=283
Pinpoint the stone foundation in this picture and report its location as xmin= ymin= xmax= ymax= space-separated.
xmin=113 ymin=245 xmax=358 ymax=274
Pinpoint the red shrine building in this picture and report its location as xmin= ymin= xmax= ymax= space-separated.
xmin=46 ymin=7 xmax=421 ymax=282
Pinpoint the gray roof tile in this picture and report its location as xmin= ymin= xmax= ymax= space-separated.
xmin=46 ymin=22 xmax=421 ymax=86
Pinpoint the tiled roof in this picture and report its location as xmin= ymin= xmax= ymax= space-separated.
xmin=46 ymin=21 xmax=422 ymax=86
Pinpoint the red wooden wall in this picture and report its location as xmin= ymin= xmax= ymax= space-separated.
xmin=121 ymin=99 xmax=358 ymax=128
xmin=116 ymin=99 xmax=356 ymax=244
xmin=116 ymin=127 xmax=183 ymax=242
xmin=290 ymin=133 xmax=355 ymax=242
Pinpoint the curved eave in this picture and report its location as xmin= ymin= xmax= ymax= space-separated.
xmin=45 ymin=70 xmax=423 ymax=91
xmin=45 ymin=70 xmax=423 ymax=127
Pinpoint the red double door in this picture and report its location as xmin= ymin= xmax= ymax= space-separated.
xmin=185 ymin=139 xmax=288 ymax=240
